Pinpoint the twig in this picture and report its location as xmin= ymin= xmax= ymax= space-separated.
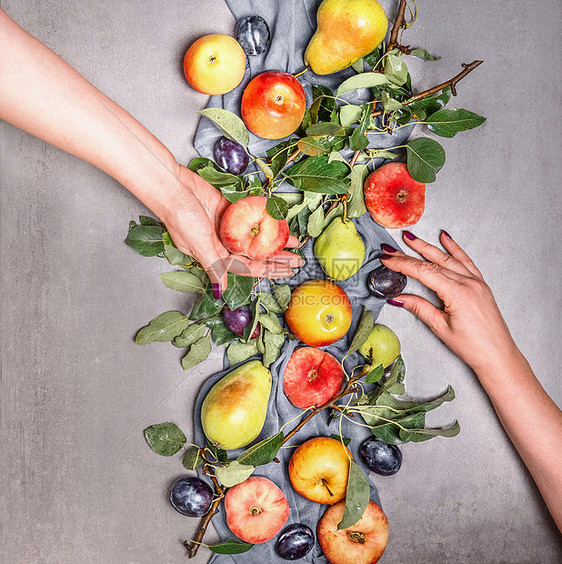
xmin=350 ymin=150 xmax=360 ymax=167
xmin=387 ymin=0 xmax=408 ymax=52
xmin=285 ymin=149 xmax=301 ymax=166
xmin=370 ymin=60 xmax=483 ymax=118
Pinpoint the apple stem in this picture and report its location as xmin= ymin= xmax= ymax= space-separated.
xmin=322 ymin=478 xmax=334 ymax=497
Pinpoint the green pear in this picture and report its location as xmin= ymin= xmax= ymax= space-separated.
xmin=314 ymin=217 xmax=366 ymax=280
xmin=304 ymin=0 xmax=388 ymax=75
xmin=359 ymin=324 xmax=401 ymax=368
xmin=201 ymin=360 xmax=272 ymax=450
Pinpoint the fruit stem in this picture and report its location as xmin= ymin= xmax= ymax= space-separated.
xmin=321 ymin=478 xmax=334 ymax=497
xmin=293 ymin=68 xmax=309 ymax=79
xmin=347 ymin=531 xmax=367 ymax=544
xmin=249 ymin=505 xmax=263 ymax=515
xmin=341 ymin=195 xmax=348 ymax=222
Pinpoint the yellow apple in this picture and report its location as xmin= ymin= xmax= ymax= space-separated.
xmin=183 ymin=34 xmax=246 ymax=95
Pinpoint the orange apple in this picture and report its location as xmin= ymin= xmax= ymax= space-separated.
xmin=288 ymin=437 xmax=351 ymax=505
xmin=224 ymin=476 xmax=289 ymax=544
xmin=284 ymin=280 xmax=352 ymax=346
xmin=183 ymin=34 xmax=246 ymax=95
xmin=241 ymin=71 xmax=306 ymax=139
xmin=317 ymin=499 xmax=389 ymax=564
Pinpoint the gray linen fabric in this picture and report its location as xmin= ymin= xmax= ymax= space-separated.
xmin=192 ymin=1 xmax=414 ymax=561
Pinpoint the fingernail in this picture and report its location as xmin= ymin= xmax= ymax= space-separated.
xmin=380 ymin=254 xmax=393 ymax=260
xmin=387 ymin=299 xmax=404 ymax=307
xmin=403 ymin=230 xmax=417 ymax=241
xmin=441 ymin=229 xmax=452 ymax=239
xmin=380 ymin=243 xmax=398 ymax=253
xmin=212 ymin=283 xmax=222 ymax=300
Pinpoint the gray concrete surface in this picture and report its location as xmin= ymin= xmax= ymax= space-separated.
xmin=1 ymin=0 xmax=560 ymax=562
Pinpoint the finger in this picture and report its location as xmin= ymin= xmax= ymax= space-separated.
xmin=268 ymin=250 xmax=306 ymax=268
xmin=389 ymin=294 xmax=449 ymax=337
xmin=198 ymin=250 xmax=229 ymax=299
xmin=402 ymin=231 xmax=473 ymax=277
xmin=440 ymin=231 xmax=484 ymax=280
xmin=285 ymin=235 xmax=300 ymax=249
xmin=381 ymin=254 xmax=461 ymax=303
xmin=225 ymin=255 xmax=295 ymax=279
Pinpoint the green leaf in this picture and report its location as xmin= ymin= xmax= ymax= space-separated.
xmin=207 ymin=442 xmax=227 ymax=463
xmin=410 ymin=48 xmax=441 ymax=61
xmin=331 ymin=435 xmax=351 ymax=446
xmin=266 ymin=139 xmax=299 ymax=177
xmin=182 ymin=447 xmax=204 ymax=470
xmin=215 ymin=461 xmax=255 ymax=487
xmin=197 ymin=164 xmax=244 ymax=190
xmin=363 ymin=44 xmax=385 ymax=68
xmin=407 ymin=88 xmax=451 ymax=118
xmin=125 ymin=225 xmax=164 ymax=257
xmin=163 ymin=244 xmax=191 ymax=266
xmin=237 ymin=431 xmax=284 ymax=466
xmin=263 ymin=330 xmax=285 ymax=368
xmin=394 ymin=355 xmax=406 ymax=384
xmin=211 ymin=319 xmax=237 ymax=346
xmin=305 ymin=122 xmax=346 ymax=137
xmin=227 ymin=339 xmax=259 ymax=366
xmin=258 ymin=292 xmax=284 ymax=314
xmin=207 ymin=539 xmax=254 ymax=555
xmin=258 ymin=313 xmax=284 ymax=335
xmin=189 ymin=285 xmax=223 ymax=318
xmin=181 ymin=335 xmax=212 ymax=370
xmin=266 ymin=196 xmax=289 ymax=220
xmin=188 ymin=157 xmax=214 ymax=173
xmin=349 ymin=103 xmax=372 ymax=151
xmin=400 ymin=420 xmax=460 ymax=443
xmin=336 ymin=73 xmax=388 ymax=96
xmin=381 ymin=91 xmax=403 ymax=112
xmin=271 ymin=283 xmax=291 ymax=311
xmin=406 ymin=137 xmax=446 ymax=183
xmin=173 ymin=323 xmax=207 ymax=348
xmin=198 ymin=108 xmax=250 ymax=147
xmin=347 ymin=164 xmax=369 ymax=217
xmin=311 ymin=85 xmax=337 ymax=123
xmin=286 ymin=156 xmax=350 ymax=194
xmin=243 ymin=297 xmax=260 ymax=342
xmin=139 ymin=215 xmax=162 ymax=227
xmin=366 ymin=148 xmax=400 ymax=160
xmin=338 ymin=460 xmax=370 ymax=529
xmin=255 ymin=158 xmax=273 ymax=179
xmin=365 ymin=364 xmax=384 ymax=383
xmin=307 ymin=204 xmax=326 ymax=237
xmin=347 ymin=307 xmax=374 ymax=355
xmin=384 ymin=54 xmax=408 ymax=86
xmin=340 ymin=104 xmax=363 ymax=128
xmin=223 ymin=273 xmax=254 ymax=310
xmin=135 ymin=311 xmax=190 ymax=345
xmin=160 ymin=271 xmax=205 ymax=293
xmin=351 ymin=58 xmax=364 ymax=73
xmin=144 ymin=422 xmax=186 ymax=456
xmin=298 ymin=136 xmax=328 ymax=157
xmin=219 ymin=184 xmax=262 ymax=204
xmin=425 ymin=108 xmax=486 ymax=138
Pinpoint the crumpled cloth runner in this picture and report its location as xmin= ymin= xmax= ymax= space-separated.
xmin=192 ymin=1 xmax=413 ymax=561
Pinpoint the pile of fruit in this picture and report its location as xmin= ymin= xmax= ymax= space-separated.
xmin=130 ymin=0 xmax=486 ymax=561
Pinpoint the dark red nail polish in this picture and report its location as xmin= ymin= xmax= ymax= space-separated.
xmin=441 ymin=230 xmax=452 ymax=239
xmin=381 ymin=243 xmax=398 ymax=253
xmin=380 ymin=254 xmax=393 ymax=260
xmin=387 ymin=299 xmax=404 ymax=307
xmin=403 ymin=230 xmax=416 ymax=241
xmin=212 ymin=283 xmax=222 ymax=300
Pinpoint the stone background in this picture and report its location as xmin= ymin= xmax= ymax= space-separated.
xmin=1 ymin=0 xmax=561 ymax=562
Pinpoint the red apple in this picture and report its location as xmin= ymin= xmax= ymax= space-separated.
xmin=183 ymin=34 xmax=246 ymax=95
xmin=241 ymin=71 xmax=306 ymax=139
xmin=219 ymin=196 xmax=290 ymax=260
xmin=364 ymin=162 xmax=426 ymax=228
xmin=317 ymin=499 xmax=389 ymax=564
xmin=288 ymin=437 xmax=351 ymax=505
xmin=224 ymin=476 xmax=290 ymax=544
xmin=283 ymin=347 xmax=344 ymax=408
xmin=284 ymin=280 xmax=352 ymax=347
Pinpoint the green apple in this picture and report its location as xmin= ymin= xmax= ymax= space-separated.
xmin=359 ymin=324 xmax=400 ymax=368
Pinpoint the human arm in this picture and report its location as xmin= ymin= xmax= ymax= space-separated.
xmin=381 ymin=230 xmax=562 ymax=530
xmin=0 ymin=9 xmax=303 ymax=293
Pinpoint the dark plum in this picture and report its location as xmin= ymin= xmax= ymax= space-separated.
xmin=223 ymin=305 xmax=260 ymax=339
xmin=367 ymin=264 xmax=407 ymax=299
xmin=236 ymin=15 xmax=271 ymax=56
xmin=213 ymin=137 xmax=249 ymax=175
xmin=275 ymin=523 xmax=314 ymax=560
xmin=359 ymin=437 xmax=402 ymax=476
xmin=170 ymin=477 xmax=213 ymax=517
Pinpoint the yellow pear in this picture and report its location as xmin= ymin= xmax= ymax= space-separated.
xmin=201 ymin=360 xmax=272 ymax=450
xmin=314 ymin=216 xmax=366 ymax=280
xmin=305 ymin=0 xmax=388 ymax=75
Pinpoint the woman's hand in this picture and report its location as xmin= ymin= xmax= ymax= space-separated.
xmin=160 ymin=166 xmax=304 ymax=296
xmin=380 ymin=230 xmax=518 ymax=374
